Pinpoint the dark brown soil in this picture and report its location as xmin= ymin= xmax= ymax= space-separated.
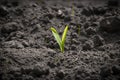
xmin=0 ymin=0 xmax=120 ymax=80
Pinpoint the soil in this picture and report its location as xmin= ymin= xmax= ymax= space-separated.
xmin=0 ymin=0 xmax=120 ymax=80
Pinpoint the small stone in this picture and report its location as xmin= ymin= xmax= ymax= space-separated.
xmin=58 ymin=10 xmax=63 ymax=15
xmin=22 ymin=40 xmax=29 ymax=47
xmin=57 ymin=10 xmax=65 ymax=19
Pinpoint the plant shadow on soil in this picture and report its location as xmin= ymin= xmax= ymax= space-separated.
xmin=0 ymin=0 xmax=120 ymax=80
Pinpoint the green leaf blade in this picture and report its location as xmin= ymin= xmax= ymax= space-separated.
xmin=61 ymin=25 xmax=69 ymax=53
xmin=50 ymin=27 xmax=62 ymax=51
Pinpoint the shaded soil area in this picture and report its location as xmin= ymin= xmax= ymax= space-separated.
xmin=0 ymin=0 xmax=120 ymax=80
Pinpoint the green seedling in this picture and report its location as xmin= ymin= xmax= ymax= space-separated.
xmin=50 ymin=25 xmax=69 ymax=53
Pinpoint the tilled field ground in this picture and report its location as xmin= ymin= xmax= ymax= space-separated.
xmin=0 ymin=0 xmax=120 ymax=80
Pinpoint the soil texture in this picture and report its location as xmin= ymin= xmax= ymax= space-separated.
xmin=0 ymin=0 xmax=120 ymax=80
